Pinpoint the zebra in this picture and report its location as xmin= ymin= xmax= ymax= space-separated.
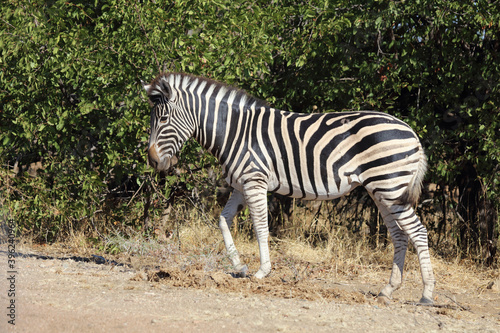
xmin=144 ymin=72 xmax=436 ymax=304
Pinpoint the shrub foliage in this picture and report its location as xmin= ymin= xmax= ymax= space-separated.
xmin=1 ymin=1 xmax=498 ymax=263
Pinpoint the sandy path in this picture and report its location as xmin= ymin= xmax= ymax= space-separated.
xmin=1 ymin=246 xmax=499 ymax=332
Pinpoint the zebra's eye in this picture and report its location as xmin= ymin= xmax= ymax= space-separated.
xmin=159 ymin=116 xmax=168 ymax=123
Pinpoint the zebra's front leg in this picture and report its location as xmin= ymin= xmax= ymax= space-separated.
xmin=219 ymin=190 xmax=248 ymax=277
xmin=242 ymin=179 xmax=271 ymax=279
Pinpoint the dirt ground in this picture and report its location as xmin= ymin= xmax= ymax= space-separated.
xmin=1 ymin=243 xmax=499 ymax=333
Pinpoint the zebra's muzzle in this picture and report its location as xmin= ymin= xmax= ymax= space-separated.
xmin=148 ymin=144 xmax=177 ymax=171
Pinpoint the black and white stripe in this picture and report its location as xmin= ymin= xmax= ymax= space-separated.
xmin=145 ymin=73 xmax=435 ymax=304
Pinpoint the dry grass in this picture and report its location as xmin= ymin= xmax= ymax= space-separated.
xmin=19 ymin=218 xmax=499 ymax=313
xmin=168 ymin=217 xmax=499 ymax=310
xmin=14 ymin=196 xmax=499 ymax=308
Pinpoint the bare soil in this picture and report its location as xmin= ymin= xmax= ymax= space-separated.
xmin=1 ymin=243 xmax=499 ymax=333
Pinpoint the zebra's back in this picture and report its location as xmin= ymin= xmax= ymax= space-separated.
xmin=224 ymin=108 xmax=425 ymax=204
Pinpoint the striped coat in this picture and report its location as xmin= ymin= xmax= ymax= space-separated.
xmin=145 ymin=73 xmax=435 ymax=304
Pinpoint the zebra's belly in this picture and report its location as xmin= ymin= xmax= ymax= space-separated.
xmin=226 ymin=166 xmax=361 ymax=201
xmin=271 ymin=181 xmax=360 ymax=201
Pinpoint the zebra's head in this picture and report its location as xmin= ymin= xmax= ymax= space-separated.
xmin=144 ymin=75 xmax=191 ymax=171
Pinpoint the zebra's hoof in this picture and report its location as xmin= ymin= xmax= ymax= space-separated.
xmin=418 ymin=296 xmax=434 ymax=305
xmin=234 ymin=264 xmax=248 ymax=278
xmin=377 ymin=295 xmax=391 ymax=306
xmin=254 ymin=268 xmax=270 ymax=279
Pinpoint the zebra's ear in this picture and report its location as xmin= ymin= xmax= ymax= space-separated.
xmin=141 ymin=79 xmax=151 ymax=93
xmin=147 ymin=77 xmax=175 ymax=104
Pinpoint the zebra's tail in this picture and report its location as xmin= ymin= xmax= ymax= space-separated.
xmin=398 ymin=147 xmax=428 ymax=206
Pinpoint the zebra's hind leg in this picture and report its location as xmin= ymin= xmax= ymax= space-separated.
xmin=377 ymin=202 xmax=436 ymax=304
xmin=378 ymin=220 xmax=408 ymax=300
xmin=219 ymin=190 xmax=248 ymax=277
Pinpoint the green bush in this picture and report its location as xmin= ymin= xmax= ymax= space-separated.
xmin=1 ymin=1 xmax=498 ymax=261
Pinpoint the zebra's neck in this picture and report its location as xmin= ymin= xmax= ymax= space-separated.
xmin=193 ymin=88 xmax=265 ymax=163
xmin=164 ymin=73 xmax=267 ymax=162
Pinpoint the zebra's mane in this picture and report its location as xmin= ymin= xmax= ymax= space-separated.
xmin=147 ymin=72 xmax=270 ymax=109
